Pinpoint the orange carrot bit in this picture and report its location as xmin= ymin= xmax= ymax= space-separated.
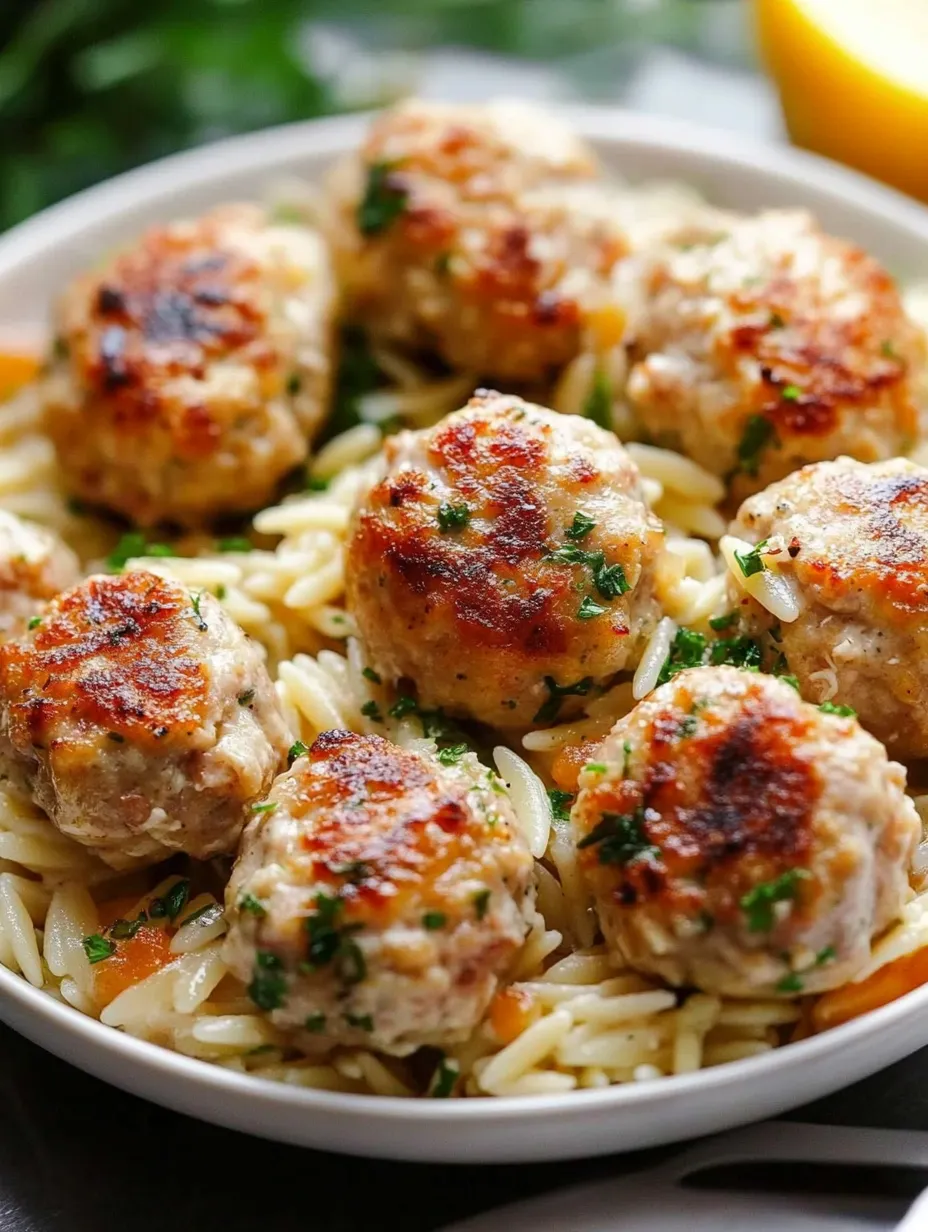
xmin=93 ymin=925 xmax=176 ymax=1008
xmin=488 ymin=986 xmax=540 ymax=1046
xmin=812 ymin=945 xmax=928 ymax=1033
xmin=0 ymin=349 xmax=42 ymax=400
xmin=551 ymin=739 xmax=601 ymax=794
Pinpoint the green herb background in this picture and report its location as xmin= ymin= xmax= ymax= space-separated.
xmin=0 ymin=0 xmax=719 ymax=232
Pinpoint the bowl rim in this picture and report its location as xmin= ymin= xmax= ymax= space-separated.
xmin=1 ymin=102 xmax=928 ymax=1130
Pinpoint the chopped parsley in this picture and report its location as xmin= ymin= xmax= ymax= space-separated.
xmin=422 ymin=911 xmax=447 ymax=930
xmin=108 ymin=911 xmax=148 ymax=940
xmin=582 ymin=368 xmax=612 ymax=430
xmin=577 ymin=595 xmax=607 ymax=621
xmin=881 ymin=339 xmax=899 ymax=360
xmin=362 ymin=667 xmax=382 ymax=684
xmin=776 ymin=972 xmax=804 ymax=994
xmin=287 ymin=740 xmax=308 ymax=766
xmin=251 ymin=802 xmax=277 ymax=814
xmin=437 ymin=502 xmax=471 ymax=533
xmin=708 ymin=612 xmax=737 ymax=632
xmin=779 ymin=674 xmax=801 ymax=692
xmin=82 ymin=933 xmax=116 ymax=964
xmin=106 ymin=532 xmax=176 ymax=572
xmin=584 ymin=762 xmax=607 ymax=775
xmin=576 ymin=807 xmax=659 ymax=866
xmin=622 ymin=740 xmax=632 ymax=777
xmin=388 ymin=695 xmax=418 ymax=721
xmin=533 ymin=675 xmax=594 ymax=724
xmin=304 ymin=1012 xmax=326 ymax=1033
xmin=148 ymin=879 xmax=190 ymax=923
xmin=437 ymin=743 xmax=468 ymax=766
xmin=547 ymin=789 xmax=574 ymax=823
xmin=740 ymin=869 xmax=810 ymax=932
xmin=781 ymin=384 xmax=803 ymax=401
xmin=736 ymin=415 xmax=778 ymax=478
xmin=566 ymin=512 xmax=596 ymax=541
xmin=27 ymin=616 xmax=42 ymax=630
xmin=709 ymin=635 xmax=762 ymax=670
xmin=357 ymin=162 xmax=408 ymax=236
xmin=546 ymin=543 xmax=629 ymax=600
xmin=361 ymin=699 xmax=383 ymax=722
xmin=595 ymin=563 xmax=630 ymax=599
xmin=306 ymin=474 xmax=330 ymax=492
xmin=473 ymin=889 xmax=491 ymax=920
xmin=344 ymin=1012 xmax=374 ymax=1031
xmin=819 ymin=701 xmax=856 ymax=718
xmin=657 ymin=627 xmax=707 ymax=686
xmin=430 ymin=1055 xmax=459 ymax=1098
xmin=816 ymin=945 xmax=836 ymax=965
xmin=237 ymin=689 xmax=255 ymax=707
xmin=589 ymin=812 xmax=656 ymax=861
xmin=217 ymin=537 xmax=252 ymax=553
xmin=677 ymin=715 xmax=698 ymax=739
xmin=768 ymin=312 xmax=786 ymax=329
xmin=189 ymin=590 xmax=207 ymax=631
xmin=303 ymin=892 xmax=366 ymax=985
xmin=180 ymin=903 xmax=223 ymax=929
xmin=733 ymin=539 xmax=769 ymax=578
xmin=286 ymin=372 xmax=302 ymax=396
xmin=248 ymin=951 xmax=287 ymax=1011
xmin=239 ymin=893 xmax=267 ymax=919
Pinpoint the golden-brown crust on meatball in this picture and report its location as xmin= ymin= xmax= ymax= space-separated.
xmin=624 ymin=211 xmax=926 ymax=496
xmin=346 ymin=391 xmax=665 ymax=727
xmin=2 ymin=571 xmax=208 ymax=754
xmin=326 ymin=99 xmax=627 ymax=382
xmin=572 ymin=666 xmax=918 ymax=996
xmin=727 ymin=457 xmax=928 ymax=757
xmin=45 ymin=203 xmax=335 ymax=526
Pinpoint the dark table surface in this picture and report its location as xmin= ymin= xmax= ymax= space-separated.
xmin=3 ymin=1018 xmax=928 ymax=1232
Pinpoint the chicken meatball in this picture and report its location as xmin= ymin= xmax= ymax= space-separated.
xmin=346 ymin=390 xmax=665 ymax=728
xmin=0 ymin=510 xmax=79 ymax=640
xmin=726 ymin=456 xmax=928 ymax=759
xmin=0 ymin=571 xmax=289 ymax=868
xmin=43 ymin=203 xmax=335 ymax=527
xmin=622 ymin=210 xmax=925 ymax=496
xmin=324 ymin=98 xmax=629 ymax=383
xmin=223 ymin=730 xmax=534 ymax=1055
xmin=572 ymin=666 xmax=918 ymax=998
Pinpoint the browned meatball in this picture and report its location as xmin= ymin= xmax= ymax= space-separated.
xmin=44 ymin=203 xmax=335 ymax=527
xmin=223 ymin=730 xmax=534 ymax=1055
xmin=0 ymin=510 xmax=80 ymax=640
xmin=725 ymin=455 xmax=928 ymax=759
xmin=346 ymin=391 xmax=665 ymax=728
xmin=622 ymin=210 xmax=926 ymax=497
xmin=572 ymin=666 xmax=918 ymax=998
xmin=0 ymin=571 xmax=290 ymax=868
xmin=324 ymin=98 xmax=629 ymax=383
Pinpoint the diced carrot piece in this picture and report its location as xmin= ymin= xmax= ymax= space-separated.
xmin=0 ymin=350 xmax=41 ymax=400
xmin=488 ymin=986 xmax=540 ymax=1045
xmin=94 ymin=925 xmax=176 ymax=1007
xmin=812 ymin=945 xmax=928 ymax=1032
xmin=551 ymin=739 xmax=601 ymax=793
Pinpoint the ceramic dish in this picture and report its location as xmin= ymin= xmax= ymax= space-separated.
xmin=0 ymin=107 xmax=927 ymax=1163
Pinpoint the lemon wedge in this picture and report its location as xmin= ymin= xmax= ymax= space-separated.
xmin=755 ymin=0 xmax=928 ymax=202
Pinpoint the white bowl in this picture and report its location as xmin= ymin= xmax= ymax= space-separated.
xmin=1 ymin=107 xmax=928 ymax=1164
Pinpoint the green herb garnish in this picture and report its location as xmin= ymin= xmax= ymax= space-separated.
xmin=577 ymin=595 xmax=607 ymax=621
xmin=148 ymin=879 xmax=190 ymax=923
xmin=287 ymin=740 xmax=308 ymax=766
xmin=106 ymin=532 xmax=175 ymax=572
xmin=248 ymin=951 xmax=287 ymax=1011
xmin=740 ymin=869 xmax=810 ymax=932
xmin=27 ymin=616 xmax=42 ymax=630
xmin=576 ymin=807 xmax=659 ymax=866
xmin=547 ymin=789 xmax=574 ymax=823
xmin=304 ymin=893 xmax=366 ymax=985
xmin=733 ymin=539 xmax=768 ymax=578
xmin=361 ymin=699 xmax=383 ymax=722
xmin=437 ymin=502 xmax=471 ymax=533
xmin=362 ymin=667 xmax=382 ymax=684
xmin=657 ymin=627 xmax=707 ymax=686
xmin=437 ymin=743 xmax=468 ymax=766
xmin=237 ymin=689 xmax=255 ymax=706
xmin=781 ymin=384 xmax=803 ymax=401
xmin=473 ymin=889 xmax=491 ymax=920
xmin=582 ymin=368 xmax=612 ymax=429
xmin=217 ymin=537 xmax=252 ymax=553
xmin=776 ymin=972 xmax=803 ymax=994
xmin=709 ymin=635 xmax=763 ymax=670
xmin=566 ymin=512 xmax=596 ymax=541
xmin=357 ymin=162 xmax=408 ymax=236
xmin=709 ymin=612 xmax=737 ymax=632
xmin=819 ymin=701 xmax=856 ymax=718
xmin=82 ymin=934 xmax=116 ymax=964
xmin=304 ymin=1012 xmax=326 ymax=1033
xmin=388 ymin=695 xmax=419 ymax=720
xmin=251 ymin=802 xmax=277 ymax=814
xmin=422 ymin=911 xmax=447 ymax=930
xmin=430 ymin=1055 xmax=459 ymax=1098
xmin=239 ymin=894 xmax=267 ymax=919
xmin=108 ymin=911 xmax=148 ymax=941
xmin=533 ymin=675 xmax=594 ymax=724
xmin=736 ymin=415 xmax=778 ymax=478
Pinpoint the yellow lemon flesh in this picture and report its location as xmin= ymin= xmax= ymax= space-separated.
xmin=755 ymin=0 xmax=928 ymax=203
